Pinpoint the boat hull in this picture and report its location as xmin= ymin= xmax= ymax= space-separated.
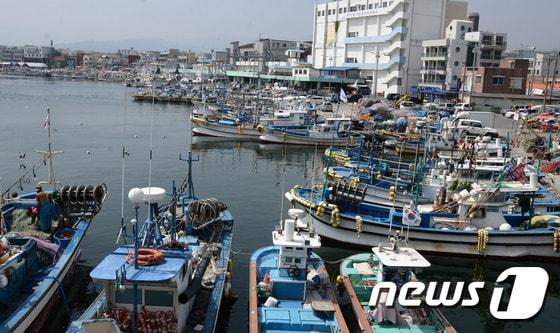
xmin=304 ymin=208 xmax=560 ymax=259
xmin=259 ymin=133 xmax=354 ymax=147
xmin=1 ymin=221 xmax=90 ymax=333
xmin=192 ymin=123 xmax=261 ymax=141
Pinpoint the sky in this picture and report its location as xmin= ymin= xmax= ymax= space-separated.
xmin=0 ymin=0 xmax=558 ymax=51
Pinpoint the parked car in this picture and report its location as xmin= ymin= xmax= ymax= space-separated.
xmin=399 ymin=101 xmax=416 ymax=110
xmin=356 ymin=85 xmax=371 ymax=96
xmin=319 ymin=101 xmax=333 ymax=112
xmin=454 ymin=103 xmax=472 ymax=111
xmin=386 ymin=93 xmax=401 ymax=101
xmin=449 ymin=118 xmax=500 ymax=138
xmin=437 ymin=102 xmax=456 ymax=112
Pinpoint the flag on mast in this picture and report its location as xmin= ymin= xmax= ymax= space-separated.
xmin=43 ymin=113 xmax=50 ymax=128
xmin=340 ymin=88 xmax=348 ymax=103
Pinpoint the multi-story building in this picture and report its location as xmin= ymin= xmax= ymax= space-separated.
xmin=419 ymin=19 xmax=473 ymax=91
xmin=23 ymin=45 xmax=53 ymax=64
xmin=230 ymin=38 xmax=310 ymax=72
xmin=464 ymin=31 xmax=507 ymax=68
xmin=463 ymin=58 xmax=529 ymax=95
xmin=312 ymin=0 xmax=468 ymax=96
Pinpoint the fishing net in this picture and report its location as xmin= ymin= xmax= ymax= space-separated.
xmin=10 ymin=209 xmax=32 ymax=232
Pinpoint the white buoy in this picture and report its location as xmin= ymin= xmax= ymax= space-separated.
xmin=499 ymin=223 xmax=512 ymax=231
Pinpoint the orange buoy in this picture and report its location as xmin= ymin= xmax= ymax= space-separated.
xmin=127 ymin=248 xmax=164 ymax=266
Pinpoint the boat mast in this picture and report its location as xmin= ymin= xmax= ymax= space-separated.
xmin=36 ymin=108 xmax=63 ymax=188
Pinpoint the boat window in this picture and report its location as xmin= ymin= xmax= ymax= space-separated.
xmin=115 ymin=287 xmax=143 ymax=304
xmin=294 ymin=258 xmax=302 ymax=264
xmin=487 ymin=206 xmax=500 ymax=213
xmin=285 ymin=246 xmax=293 ymax=251
xmin=295 ymin=247 xmax=304 ymax=251
xmin=144 ymin=289 xmax=174 ymax=307
xmin=284 ymin=257 xmax=292 ymax=264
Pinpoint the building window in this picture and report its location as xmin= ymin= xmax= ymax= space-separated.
xmin=346 ymin=57 xmax=358 ymax=63
xmin=454 ymin=61 xmax=459 ymax=66
xmin=344 ymin=7 xmax=347 ymax=13
xmin=510 ymin=78 xmax=523 ymax=89
xmin=455 ymin=47 xmax=461 ymax=53
xmin=461 ymin=25 xmax=465 ymax=31
xmin=317 ymin=10 xmax=321 ymax=17
xmin=397 ymin=78 xmax=402 ymax=86
xmin=361 ymin=5 xmax=366 ymax=10
xmin=476 ymin=76 xmax=482 ymax=84
xmin=368 ymin=4 xmax=373 ymax=9
xmin=339 ymin=8 xmax=342 ymax=14
xmin=492 ymin=76 xmax=505 ymax=85
xmin=453 ymin=75 xmax=458 ymax=81
xmin=347 ymin=32 xmax=359 ymax=37
xmin=468 ymin=28 xmax=472 ymax=32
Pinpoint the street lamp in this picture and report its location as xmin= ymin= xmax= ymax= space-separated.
xmin=366 ymin=50 xmax=380 ymax=97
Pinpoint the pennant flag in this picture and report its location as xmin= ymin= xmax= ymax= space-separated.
xmin=43 ymin=113 xmax=50 ymax=128
xmin=340 ymin=88 xmax=348 ymax=103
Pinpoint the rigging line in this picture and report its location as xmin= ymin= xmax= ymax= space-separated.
xmin=2 ymin=156 xmax=46 ymax=196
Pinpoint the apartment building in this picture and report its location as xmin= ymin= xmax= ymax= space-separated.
xmin=312 ymin=0 xmax=468 ymax=96
xmin=419 ymin=19 xmax=473 ymax=91
xmin=464 ymin=31 xmax=507 ymax=68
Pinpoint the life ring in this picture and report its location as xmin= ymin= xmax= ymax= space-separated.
xmin=287 ymin=265 xmax=300 ymax=278
xmin=127 ymin=248 xmax=164 ymax=266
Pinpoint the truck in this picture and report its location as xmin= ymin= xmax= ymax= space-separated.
xmin=444 ymin=117 xmax=500 ymax=138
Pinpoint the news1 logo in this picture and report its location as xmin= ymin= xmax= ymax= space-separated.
xmin=369 ymin=267 xmax=549 ymax=320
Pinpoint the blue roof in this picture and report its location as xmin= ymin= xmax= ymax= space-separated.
xmin=321 ymin=66 xmax=358 ymax=71
xmin=90 ymin=246 xmax=191 ymax=283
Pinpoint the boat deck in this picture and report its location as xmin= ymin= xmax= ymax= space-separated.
xmin=251 ymin=246 xmax=344 ymax=333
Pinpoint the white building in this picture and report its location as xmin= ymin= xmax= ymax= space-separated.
xmin=312 ymin=0 xmax=468 ymax=96
xmin=419 ymin=19 xmax=473 ymax=91
xmin=464 ymin=31 xmax=507 ymax=68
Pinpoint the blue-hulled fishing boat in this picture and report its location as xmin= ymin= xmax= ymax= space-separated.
xmin=249 ymin=209 xmax=349 ymax=333
xmin=68 ymin=152 xmax=234 ymax=333
xmin=0 ymin=109 xmax=107 ymax=333
xmin=287 ymin=170 xmax=560 ymax=259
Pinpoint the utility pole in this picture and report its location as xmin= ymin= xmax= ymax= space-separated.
xmin=549 ymin=52 xmax=559 ymax=103
xmin=468 ymin=46 xmax=479 ymax=104
xmin=529 ymin=46 xmax=537 ymax=94
xmin=543 ymin=56 xmax=553 ymax=110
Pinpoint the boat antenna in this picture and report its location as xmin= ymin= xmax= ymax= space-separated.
xmin=36 ymin=108 xmax=63 ymax=188
xmin=387 ymin=140 xmax=404 ymax=239
xmin=279 ymin=139 xmax=288 ymax=227
xmin=119 ymin=80 xmax=129 ymax=244
xmin=307 ymin=142 xmax=320 ymax=233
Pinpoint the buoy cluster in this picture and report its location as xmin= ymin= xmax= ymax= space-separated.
xmin=105 ymin=307 xmax=178 ymax=333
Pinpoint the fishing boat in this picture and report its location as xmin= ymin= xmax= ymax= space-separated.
xmin=287 ymin=171 xmax=560 ymax=259
xmin=0 ymin=109 xmax=107 ymax=333
xmin=191 ymin=114 xmax=262 ymax=141
xmin=339 ymin=236 xmax=456 ymax=333
xmin=68 ymin=153 xmax=234 ymax=333
xmin=249 ymin=209 xmax=349 ymax=333
xmin=259 ymin=117 xmax=360 ymax=147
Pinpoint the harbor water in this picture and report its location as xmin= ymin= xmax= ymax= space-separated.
xmin=0 ymin=76 xmax=559 ymax=333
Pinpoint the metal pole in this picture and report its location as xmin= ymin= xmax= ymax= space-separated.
xmin=549 ymin=52 xmax=559 ymax=103
xmin=373 ymin=51 xmax=379 ymax=98
xmin=529 ymin=48 xmax=537 ymax=94
xmin=132 ymin=206 xmax=139 ymax=333
xmin=543 ymin=57 xmax=552 ymax=110
xmin=468 ymin=46 xmax=479 ymax=104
